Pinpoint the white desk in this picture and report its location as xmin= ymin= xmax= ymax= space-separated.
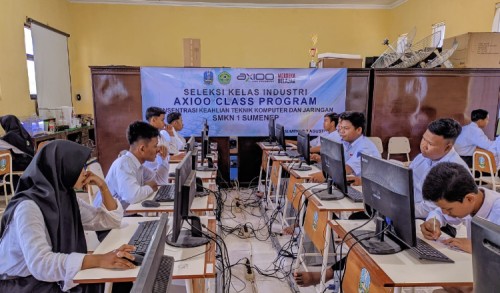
xmin=330 ymin=219 xmax=472 ymax=292
xmin=74 ymin=217 xmax=216 ymax=292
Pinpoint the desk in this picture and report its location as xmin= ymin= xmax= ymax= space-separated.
xmin=125 ymin=183 xmax=217 ymax=215
xmin=32 ymin=126 xmax=96 ymax=157
xmin=168 ymin=163 xmax=217 ymax=182
xmin=266 ymin=153 xmax=299 ymax=210
xmin=330 ymin=220 xmax=472 ymax=293
xmin=294 ymin=183 xmax=365 ymax=293
xmin=74 ymin=217 xmax=216 ymax=293
xmin=256 ymin=142 xmax=296 ymax=197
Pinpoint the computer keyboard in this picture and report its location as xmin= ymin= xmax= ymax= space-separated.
xmin=346 ymin=186 xmax=364 ymax=202
xmin=408 ymin=238 xmax=455 ymax=263
xmin=285 ymin=150 xmax=300 ymax=158
xmin=261 ymin=141 xmax=277 ymax=147
xmin=154 ymin=184 xmax=175 ymax=202
xmin=128 ymin=220 xmax=159 ymax=255
xmin=152 ymin=256 xmax=174 ymax=293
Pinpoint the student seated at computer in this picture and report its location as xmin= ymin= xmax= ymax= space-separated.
xmin=309 ymin=112 xmax=341 ymax=153
xmin=0 ymin=140 xmax=135 ymax=292
xmin=309 ymin=111 xmax=380 ymax=182
xmin=94 ymin=121 xmax=169 ymax=210
xmin=410 ymin=118 xmax=470 ymax=220
xmin=165 ymin=111 xmax=186 ymax=154
xmin=454 ymin=109 xmax=493 ymax=168
xmin=0 ymin=115 xmax=35 ymax=178
xmin=421 ymin=162 xmax=500 ymax=253
xmin=144 ymin=106 xmax=171 ymax=170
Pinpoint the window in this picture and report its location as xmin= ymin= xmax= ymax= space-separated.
xmin=432 ymin=22 xmax=446 ymax=47
xmin=492 ymin=3 xmax=500 ymax=32
xmin=24 ymin=26 xmax=37 ymax=99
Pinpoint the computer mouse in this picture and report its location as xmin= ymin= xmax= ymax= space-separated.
xmin=141 ymin=200 xmax=160 ymax=208
xmin=124 ymin=253 xmax=144 ymax=266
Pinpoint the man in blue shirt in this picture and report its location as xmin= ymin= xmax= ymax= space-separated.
xmin=454 ymin=109 xmax=493 ymax=167
xmin=410 ymin=118 xmax=470 ymax=219
xmin=310 ymin=112 xmax=341 ymax=153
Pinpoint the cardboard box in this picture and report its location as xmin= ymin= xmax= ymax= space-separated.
xmin=318 ymin=58 xmax=363 ymax=68
xmin=443 ymin=32 xmax=500 ymax=68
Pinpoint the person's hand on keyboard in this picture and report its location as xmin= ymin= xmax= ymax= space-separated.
xmin=350 ymin=176 xmax=362 ymax=186
xmin=420 ymin=218 xmax=442 ymax=240
xmin=311 ymin=153 xmax=321 ymax=163
xmin=145 ymin=180 xmax=158 ymax=192
xmin=442 ymin=237 xmax=471 ymax=253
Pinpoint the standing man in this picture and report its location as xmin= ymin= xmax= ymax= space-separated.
xmin=454 ymin=109 xmax=493 ymax=167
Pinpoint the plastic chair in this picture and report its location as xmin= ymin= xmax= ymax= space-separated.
xmin=473 ymin=148 xmax=500 ymax=191
xmin=367 ymin=136 xmax=384 ymax=155
xmin=387 ymin=136 xmax=411 ymax=164
xmin=0 ymin=150 xmax=15 ymax=205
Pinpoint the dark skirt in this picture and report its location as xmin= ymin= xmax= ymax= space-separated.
xmin=0 ymin=275 xmax=104 ymax=293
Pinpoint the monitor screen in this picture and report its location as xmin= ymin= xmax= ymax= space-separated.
xmin=355 ymin=154 xmax=416 ymax=254
xmin=130 ymin=214 xmax=172 ymax=293
xmin=472 ymin=217 xmax=500 ymax=293
xmin=319 ymin=137 xmax=348 ymax=195
xmin=296 ymin=130 xmax=311 ymax=165
xmin=204 ymin=119 xmax=209 ymax=136
xmin=268 ymin=116 xmax=276 ymax=142
xmin=185 ymin=135 xmax=195 ymax=152
xmin=191 ymin=147 xmax=199 ymax=170
xmin=275 ymin=123 xmax=286 ymax=152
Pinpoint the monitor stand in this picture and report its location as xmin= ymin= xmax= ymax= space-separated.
xmin=350 ymin=216 xmax=403 ymax=255
xmin=166 ymin=216 xmax=210 ymax=248
xmin=291 ymin=161 xmax=312 ymax=172
xmin=312 ymin=181 xmax=344 ymax=200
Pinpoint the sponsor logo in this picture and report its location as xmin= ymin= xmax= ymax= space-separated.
xmin=218 ymin=71 xmax=231 ymax=85
xmin=277 ymin=72 xmax=296 ymax=84
xmin=203 ymin=71 xmax=214 ymax=85
xmin=0 ymin=158 xmax=6 ymax=172
xmin=478 ymin=156 xmax=486 ymax=169
xmin=312 ymin=211 xmax=319 ymax=231
xmin=236 ymin=72 xmax=275 ymax=82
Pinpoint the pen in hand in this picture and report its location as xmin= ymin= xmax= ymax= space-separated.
xmin=433 ymin=217 xmax=437 ymax=240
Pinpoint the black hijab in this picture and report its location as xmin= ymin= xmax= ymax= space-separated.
xmin=0 ymin=115 xmax=34 ymax=156
xmin=0 ymin=140 xmax=91 ymax=254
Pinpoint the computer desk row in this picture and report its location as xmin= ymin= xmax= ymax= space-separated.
xmin=75 ymin=216 xmax=217 ymax=293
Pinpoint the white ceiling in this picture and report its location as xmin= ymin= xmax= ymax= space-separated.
xmin=69 ymin=0 xmax=407 ymax=9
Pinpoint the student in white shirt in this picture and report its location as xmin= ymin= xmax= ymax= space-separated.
xmin=410 ymin=118 xmax=470 ymax=219
xmin=144 ymin=106 xmax=171 ymax=171
xmin=0 ymin=140 xmax=133 ymax=292
xmin=310 ymin=112 xmax=341 ymax=153
xmin=165 ymin=111 xmax=186 ymax=154
xmin=94 ymin=121 xmax=169 ymax=210
xmin=454 ymin=109 xmax=493 ymax=167
xmin=421 ymin=162 xmax=500 ymax=253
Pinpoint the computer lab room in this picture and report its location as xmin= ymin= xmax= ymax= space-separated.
xmin=1 ymin=0 xmax=500 ymax=292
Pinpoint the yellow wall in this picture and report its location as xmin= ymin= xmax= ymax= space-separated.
xmin=0 ymin=0 xmax=71 ymax=118
xmin=1 ymin=0 xmax=499 ymax=118
xmin=68 ymin=4 xmax=390 ymax=114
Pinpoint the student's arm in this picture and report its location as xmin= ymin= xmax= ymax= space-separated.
xmin=13 ymin=201 xmax=133 ymax=291
xmin=310 ymin=146 xmax=321 ymax=153
xmin=143 ymin=156 xmax=170 ymax=186
xmin=441 ymin=238 xmax=472 ymax=253
xmin=115 ymin=164 xmax=155 ymax=204
xmin=79 ymin=196 xmax=123 ymax=231
xmin=474 ymin=127 xmax=494 ymax=150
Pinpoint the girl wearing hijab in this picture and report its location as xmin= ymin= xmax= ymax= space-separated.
xmin=0 ymin=115 xmax=35 ymax=171
xmin=0 ymin=140 xmax=136 ymax=292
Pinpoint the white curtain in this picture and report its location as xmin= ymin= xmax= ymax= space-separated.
xmin=492 ymin=3 xmax=500 ymax=32
xmin=31 ymin=23 xmax=72 ymax=118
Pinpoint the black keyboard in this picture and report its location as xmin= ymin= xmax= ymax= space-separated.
xmin=128 ymin=220 xmax=159 ymax=255
xmin=285 ymin=150 xmax=300 ymax=158
xmin=154 ymin=184 xmax=175 ymax=202
xmin=346 ymin=186 xmax=364 ymax=202
xmin=261 ymin=141 xmax=277 ymax=147
xmin=152 ymin=256 xmax=174 ymax=293
xmin=408 ymin=238 xmax=455 ymax=263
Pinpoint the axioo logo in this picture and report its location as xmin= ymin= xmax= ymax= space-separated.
xmin=218 ymin=71 xmax=231 ymax=85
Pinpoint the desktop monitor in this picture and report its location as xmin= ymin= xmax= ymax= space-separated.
xmin=196 ymin=129 xmax=215 ymax=171
xmin=167 ymin=152 xmax=210 ymax=248
xmin=314 ymin=137 xmax=349 ymax=198
xmin=191 ymin=147 xmax=199 ymax=170
xmin=471 ymin=217 xmax=500 ymax=293
xmin=292 ymin=130 xmax=312 ymax=171
xmin=268 ymin=116 xmax=276 ymax=142
xmin=130 ymin=214 xmax=172 ymax=293
xmin=351 ymin=154 xmax=416 ymax=254
xmin=185 ymin=135 xmax=195 ymax=152
xmin=203 ymin=118 xmax=209 ymax=135
xmin=275 ymin=123 xmax=286 ymax=153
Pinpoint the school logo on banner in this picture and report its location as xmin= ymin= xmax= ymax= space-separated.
xmin=204 ymin=71 xmax=214 ymax=85
xmin=218 ymin=71 xmax=231 ymax=85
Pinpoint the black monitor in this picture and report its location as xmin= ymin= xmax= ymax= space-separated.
xmin=130 ymin=214 xmax=172 ymax=293
xmin=472 ymin=217 xmax=500 ymax=293
xmin=350 ymin=154 xmax=416 ymax=254
xmin=167 ymin=152 xmax=209 ymax=248
xmin=185 ymin=135 xmax=195 ymax=152
xmin=196 ymin=129 xmax=216 ymax=171
xmin=203 ymin=119 xmax=209 ymax=136
xmin=292 ymin=130 xmax=312 ymax=171
xmin=268 ymin=116 xmax=276 ymax=142
xmin=313 ymin=137 xmax=349 ymax=199
xmin=191 ymin=147 xmax=199 ymax=170
xmin=275 ymin=123 xmax=286 ymax=153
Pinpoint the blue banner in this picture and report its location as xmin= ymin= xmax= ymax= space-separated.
xmin=141 ymin=67 xmax=346 ymax=137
